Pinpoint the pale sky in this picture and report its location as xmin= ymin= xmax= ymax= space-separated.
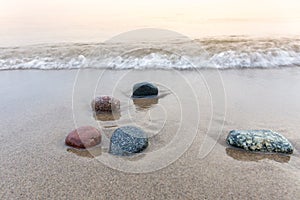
xmin=0 ymin=0 xmax=300 ymax=18
xmin=0 ymin=0 xmax=300 ymax=46
xmin=1 ymin=0 xmax=300 ymax=19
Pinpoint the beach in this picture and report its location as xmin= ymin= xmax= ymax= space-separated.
xmin=1 ymin=0 xmax=300 ymax=199
xmin=0 ymin=68 xmax=299 ymax=199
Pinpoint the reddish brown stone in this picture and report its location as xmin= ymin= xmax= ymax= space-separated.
xmin=91 ymin=96 xmax=120 ymax=113
xmin=65 ymin=126 xmax=101 ymax=149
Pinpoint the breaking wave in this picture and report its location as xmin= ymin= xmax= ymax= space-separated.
xmin=1 ymin=36 xmax=300 ymax=70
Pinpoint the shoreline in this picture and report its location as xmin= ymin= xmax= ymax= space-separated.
xmin=1 ymin=65 xmax=300 ymax=72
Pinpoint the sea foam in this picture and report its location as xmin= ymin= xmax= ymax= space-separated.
xmin=1 ymin=37 xmax=300 ymax=70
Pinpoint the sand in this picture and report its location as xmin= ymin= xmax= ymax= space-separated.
xmin=0 ymin=69 xmax=299 ymax=199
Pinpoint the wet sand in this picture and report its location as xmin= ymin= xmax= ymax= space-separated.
xmin=0 ymin=69 xmax=299 ymax=199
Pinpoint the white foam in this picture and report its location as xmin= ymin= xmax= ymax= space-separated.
xmin=1 ymin=37 xmax=300 ymax=70
xmin=209 ymin=49 xmax=300 ymax=68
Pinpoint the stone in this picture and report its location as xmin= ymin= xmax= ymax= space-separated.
xmin=132 ymin=82 xmax=158 ymax=98
xmin=65 ymin=126 xmax=101 ymax=149
xmin=226 ymin=130 xmax=293 ymax=154
xmin=109 ymin=126 xmax=148 ymax=156
xmin=91 ymin=96 xmax=120 ymax=114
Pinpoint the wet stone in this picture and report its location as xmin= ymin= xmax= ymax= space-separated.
xmin=226 ymin=130 xmax=293 ymax=154
xmin=109 ymin=126 xmax=148 ymax=156
xmin=65 ymin=126 xmax=102 ymax=149
xmin=91 ymin=96 xmax=120 ymax=114
xmin=132 ymin=82 xmax=158 ymax=98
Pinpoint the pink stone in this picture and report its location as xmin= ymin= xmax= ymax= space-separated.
xmin=65 ymin=126 xmax=101 ymax=149
xmin=91 ymin=96 xmax=120 ymax=113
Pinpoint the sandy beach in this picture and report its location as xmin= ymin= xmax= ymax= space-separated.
xmin=1 ymin=0 xmax=300 ymax=199
xmin=0 ymin=68 xmax=299 ymax=199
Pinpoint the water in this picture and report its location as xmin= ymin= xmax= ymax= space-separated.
xmin=1 ymin=36 xmax=300 ymax=70
xmin=1 ymin=1 xmax=300 ymax=70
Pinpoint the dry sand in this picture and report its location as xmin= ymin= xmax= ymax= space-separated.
xmin=0 ymin=69 xmax=299 ymax=199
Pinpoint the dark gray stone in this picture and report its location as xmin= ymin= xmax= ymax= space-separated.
xmin=132 ymin=82 xmax=158 ymax=98
xmin=226 ymin=130 xmax=293 ymax=154
xmin=109 ymin=126 xmax=148 ymax=156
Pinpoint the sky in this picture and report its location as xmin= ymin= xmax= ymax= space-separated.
xmin=1 ymin=0 xmax=300 ymax=19
xmin=0 ymin=0 xmax=300 ymax=46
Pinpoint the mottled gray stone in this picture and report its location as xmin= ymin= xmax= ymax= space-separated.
xmin=132 ymin=82 xmax=158 ymax=98
xmin=109 ymin=126 xmax=148 ymax=156
xmin=226 ymin=130 xmax=293 ymax=154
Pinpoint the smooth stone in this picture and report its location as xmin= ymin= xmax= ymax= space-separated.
xmin=65 ymin=126 xmax=101 ymax=149
xmin=91 ymin=96 xmax=120 ymax=114
xmin=226 ymin=130 xmax=293 ymax=154
xmin=109 ymin=126 xmax=148 ymax=156
xmin=132 ymin=82 xmax=158 ymax=97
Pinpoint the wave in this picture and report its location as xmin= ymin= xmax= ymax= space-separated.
xmin=1 ymin=36 xmax=300 ymax=70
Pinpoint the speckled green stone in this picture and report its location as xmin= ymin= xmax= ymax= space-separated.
xmin=227 ymin=130 xmax=293 ymax=154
